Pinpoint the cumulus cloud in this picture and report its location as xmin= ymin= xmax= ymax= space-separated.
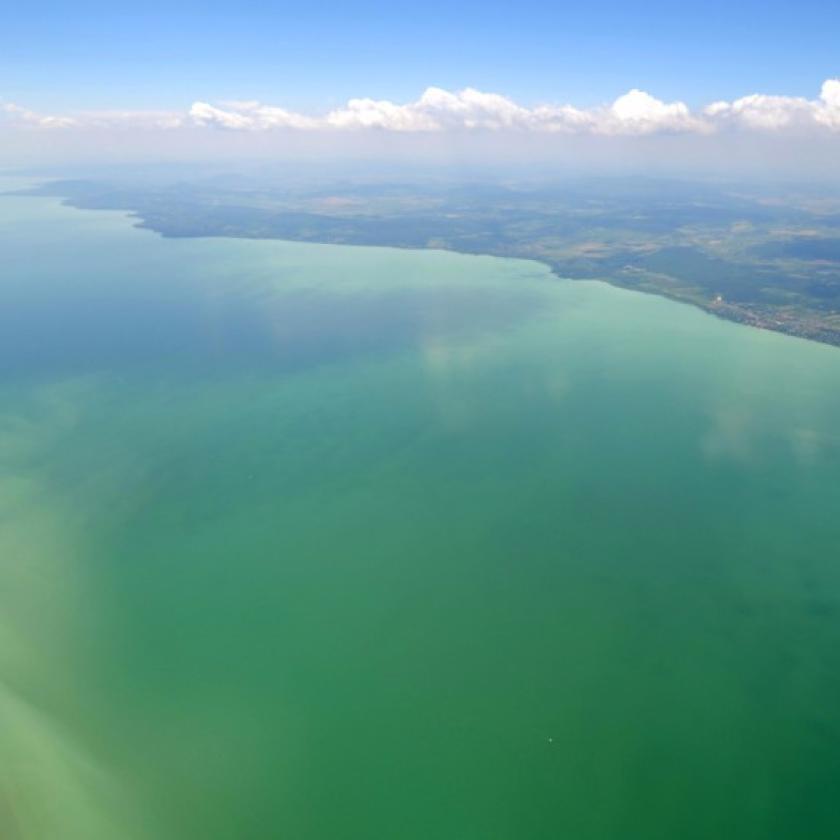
xmin=605 ymin=89 xmax=707 ymax=134
xmin=326 ymin=87 xmax=535 ymax=131
xmin=814 ymin=78 xmax=840 ymax=129
xmin=187 ymin=81 xmax=840 ymax=135
xmin=1 ymin=103 xmax=77 ymax=129
xmin=5 ymin=80 xmax=840 ymax=136
xmin=704 ymin=79 xmax=840 ymax=131
xmin=86 ymin=110 xmax=185 ymax=130
xmin=189 ymin=86 xmax=703 ymax=135
xmin=705 ymin=93 xmax=817 ymax=129
xmin=1 ymin=102 xmax=183 ymax=130
xmin=190 ymin=100 xmax=318 ymax=130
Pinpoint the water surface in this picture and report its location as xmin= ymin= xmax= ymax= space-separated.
xmin=2 ymin=188 xmax=840 ymax=839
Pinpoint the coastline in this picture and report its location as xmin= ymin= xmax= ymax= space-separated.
xmin=17 ymin=183 xmax=840 ymax=351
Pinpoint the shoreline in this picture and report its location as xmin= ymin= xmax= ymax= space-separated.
xmin=16 ymin=184 xmax=840 ymax=352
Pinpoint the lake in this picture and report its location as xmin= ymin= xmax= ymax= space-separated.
xmin=2 ymin=184 xmax=840 ymax=839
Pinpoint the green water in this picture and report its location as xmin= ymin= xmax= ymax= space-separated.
xmin=2 ymin=184 xmax=840 ymax=839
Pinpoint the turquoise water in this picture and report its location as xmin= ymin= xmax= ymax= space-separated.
xmin=2 ymin=186 xmax=840 ymax=839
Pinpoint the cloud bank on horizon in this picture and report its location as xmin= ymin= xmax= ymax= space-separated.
xmin=4 ymin=80 xmax=840 ymax=136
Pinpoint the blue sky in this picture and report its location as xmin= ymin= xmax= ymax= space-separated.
xmin=3 ymin=0 xmax=839 ymax=111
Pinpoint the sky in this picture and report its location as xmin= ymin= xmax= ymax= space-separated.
xmin=2 ymin=0 xmax=839 ymax=173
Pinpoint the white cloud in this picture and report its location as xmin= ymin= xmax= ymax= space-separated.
xmin=1 ymin=103 xmax=182 ymax=130
xmin=184 ymin=82 xmax=836 ymax=135
xmin=704 ymin=93 xmax=815 ymax=130
xmin=815 ymin=79 xmax=840 ymax=129
xmin=1 ymin=103 xmax=77 ymax=129
xmin=704 ymin=79 xmax=840 ymax=131
xmin=605 ymin=89 xmax=706 ymax=134
xmin=4 ymin=79 xmax=840 ymax=137
xmin=190 ymin=100 xmax=318 ymax=130
xmin=189 ymin=86 xmax=703 ymax=135
xmin=326 ymin=87 xmax=567 ymax=132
